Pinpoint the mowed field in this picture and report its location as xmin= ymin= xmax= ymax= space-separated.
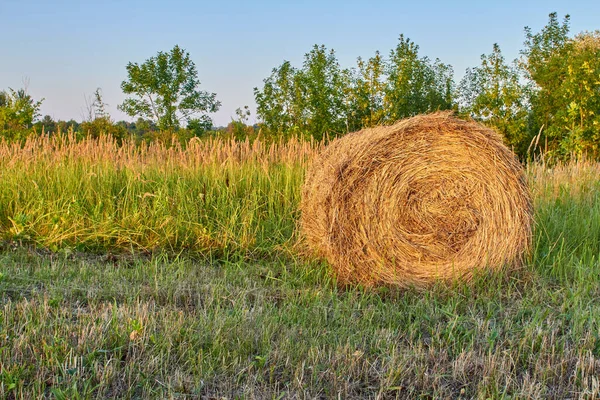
xmin=1 ymin=135 xmax=599 ymax=399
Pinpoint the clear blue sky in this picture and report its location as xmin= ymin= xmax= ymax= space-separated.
xmin=1 ymin=0 xmax=598 ymax=127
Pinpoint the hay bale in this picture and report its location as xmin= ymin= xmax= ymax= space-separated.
xmin=300 ymin=112 xmax=532 ymax=287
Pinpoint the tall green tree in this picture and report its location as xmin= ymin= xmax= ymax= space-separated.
xmin=429 ymin=60 xmax=455 ymax=112
xmin=347 ymin=51 xmax=386 ymax=131
xmin=35 ymin=115 xmax=56 ymax=134
xmin=0 ymin=88 xmax=43 ymax=138
xmin=254 ymin=61 xmax=305 ymax=136
xmin=557 ymin=32 xmax=600 ymax=156
xmin=297 ymin=45 xmax=350 ymax=140
xmin=459 ymin=44 xmax=530 ymax=156
xmin=520 ymin=13 xmax=571 ymax=138
xmin=118 ymin=45 xmax=221 ymax=132
xmin=521 ymin=13 xmax=600 ymax=157
xmin=384 ymin=35 xmax=454 ymax=121
xmin=255 ymin=45 xmax=350 ymax=140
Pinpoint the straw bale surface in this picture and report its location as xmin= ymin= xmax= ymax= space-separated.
xmin=300 ymin=112 xmax=532 ymax=287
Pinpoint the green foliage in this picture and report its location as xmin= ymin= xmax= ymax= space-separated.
xmin=252 ymin=15 xmax=599 ymax=159
xmin=459 ymin=44 xmax=530 ymax=157
xmin=0 ymin=87 xmax=43 ymax=139
xmin=384 ymin=35 xmax=455 ymax=121
xmin=255 ymin=37 xmax=455 ymax=140
xmin=223 ymin=105 xmax=256 ymax=140
xmin=297 ymin=45 xmax=350 ymax=140
xmin=80 ymin=88 xmax=126 ymax=140
xmin=118 ymin=45 xmax=221 ymax=131
xmin=80 ymin=119 xmax=127 ymax=141
xmin=36 ymin=115 xmax=56 ymax=134
xmin=117 ymin=118 xmax=159 ymax=141
xmin=557 ymin=32 xmax=600 ymax=157
xmin=521 ymin=13 xmax=600 ymax=159
xmin=346 ymin=51 xmax=386 ymax=130
xmin=254 ymin=45 xmax=350 ymax=141
xmin=254 ymin=61 xmax=301 ymax=137
xmin=186 ymin=117 xmax=210 ymax=137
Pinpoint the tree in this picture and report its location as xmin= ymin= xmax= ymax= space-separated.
xmin=254 ymin=61 xmax=304 ymax=136
xmin=0 ymin=87 xmax=43 ymax=138
xmin=520 ymin=13 xmax=571 ymax=141
xmin=255 ymin=39 xmax=455 ymax=139
xmin=36 ymin=115 xmax=56 ymax=134
xmin=347 ymin=51 xmax=386 ymax=131
xmin=384 ymin=35 xmax=454 ymax=121
xmin=118 ymin=45 xmax=221 ymax=131
xmin=459 ymin=44 xmax=530 ymax=156
xmin=521 ymin=13 xmax=600 ymax=158
xmin=297 ymin=45 xmax=350 ymax=140
xmin=429 ymin=60 xmax=455 ymax=112
xmin=92 ymin=88 xmax=109 ymax=120
xmin=254 ymin=45 xmax=351 ymax=140
xmin=81 ymin=88 xmax=126 ymax=140
xmin=225 ymin=105 xmax=255 ymax=140
xmin=557 ymin=32 xmax=600 ymax=156
xmin=83 ymin=88 xmax=109 ymax=123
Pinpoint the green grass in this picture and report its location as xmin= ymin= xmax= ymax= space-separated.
xmin=1 ymin=136 xmax=600 ymax=398
xmin=0 ymin=135 xmax=306 ymax=254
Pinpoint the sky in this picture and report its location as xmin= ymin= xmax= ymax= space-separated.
xmin=1 ymin=0 xmax=599 ymax=127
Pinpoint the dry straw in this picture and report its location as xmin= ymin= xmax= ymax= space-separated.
xmin=300 ymin=112 xmax=533 ymax=288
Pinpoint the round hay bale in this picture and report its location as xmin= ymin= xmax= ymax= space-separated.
xmin=300 ymin=112 xmax=532 ymax=288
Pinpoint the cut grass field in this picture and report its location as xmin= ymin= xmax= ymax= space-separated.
xmin=1 ymin=135 xmax=600 ymax=399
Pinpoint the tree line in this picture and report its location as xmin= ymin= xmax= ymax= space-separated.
xmin=254 ymin=13 xmax=600 ymax=159
xmin=1 ymin=13 xmax=599 ymax=160
xmin=255 ymin=36 xmax=454 ymax=141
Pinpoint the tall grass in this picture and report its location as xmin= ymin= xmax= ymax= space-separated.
xmin=0 ymin=134 xmax=319 ymax=254
xmin=528 ymin=160 xmax=600 ymax=283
